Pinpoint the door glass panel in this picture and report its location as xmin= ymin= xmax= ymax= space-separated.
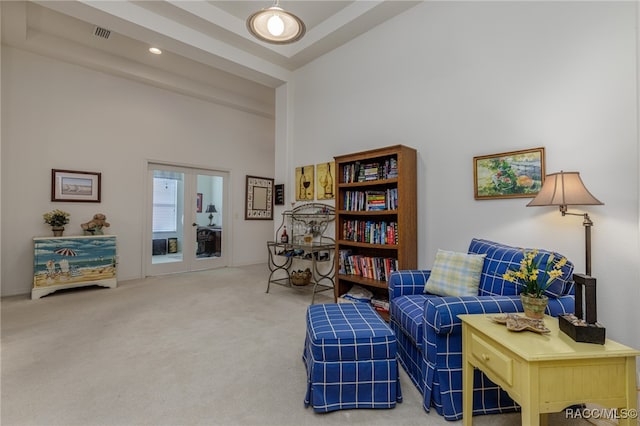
xmin=195 ymin=174 xmax=224 ymax=259
xmin=151 ymin=170 xmax=184 ymax=265
xmin=147 ymin=163 xmax=227 ymax=276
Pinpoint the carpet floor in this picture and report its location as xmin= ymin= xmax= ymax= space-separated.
xmin=1 ymin=264 xmax=592 ymax=425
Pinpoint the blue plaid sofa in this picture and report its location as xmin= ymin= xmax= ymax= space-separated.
xmin=388 ymin=238 xmax=575 ymax=420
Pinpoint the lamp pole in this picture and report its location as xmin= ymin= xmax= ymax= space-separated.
xmin=560 ymin=205 xmax=593 ymax=276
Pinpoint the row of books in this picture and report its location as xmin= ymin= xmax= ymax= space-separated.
xmin=342 ymin=157 xmax=399 ymax=183
xmin=337 ymin=250 xmax=399 ymax=282
xmin=342 ymin=220 xmax=398 ymax=245
xmin=342 ymin=188 xmax=399 ymax=211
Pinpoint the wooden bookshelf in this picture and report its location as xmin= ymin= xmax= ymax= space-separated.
xmin=334 ymin=145 xmax=417 ymax=307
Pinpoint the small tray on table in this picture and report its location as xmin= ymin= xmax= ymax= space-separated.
xmin=489 ymin=313 xmax=550 ymax=334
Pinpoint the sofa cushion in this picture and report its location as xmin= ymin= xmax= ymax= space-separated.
xmin=390 ymin=294 xmax=430 ymax=349
xmin=425 ymin=249 xmax=486 ymax=297
xmin=468 ymin=239 xmax=574 ymax=298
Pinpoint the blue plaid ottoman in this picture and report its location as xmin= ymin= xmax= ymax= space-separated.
xmin=302 ymin=303 xmax=402 ymax=412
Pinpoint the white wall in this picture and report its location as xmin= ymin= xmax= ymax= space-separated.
xmin=0 ymin=6 xmax=3 ymax=297
xmin=1 ymin=46 xmax=275 ymax=296
xmin=284 ymin=1 xmax=640 ymax=351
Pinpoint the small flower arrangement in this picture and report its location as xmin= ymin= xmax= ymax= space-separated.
xmin=43 ymin=209 xmax=70 ymax=227
xmin=503 ymin=249 xmax=567 ymax=298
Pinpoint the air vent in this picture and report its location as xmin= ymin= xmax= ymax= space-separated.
xmin=94 ymin=27 xmax=111 ymax=39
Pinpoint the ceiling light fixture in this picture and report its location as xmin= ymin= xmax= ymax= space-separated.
xmin=247 ymin=0 xmax=305 ymax=45
xmin=149 ymin=47 xmax=162 ymax=55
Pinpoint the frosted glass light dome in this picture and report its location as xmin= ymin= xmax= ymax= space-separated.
xmin=247 ymin=2 xmax=305 ymax=44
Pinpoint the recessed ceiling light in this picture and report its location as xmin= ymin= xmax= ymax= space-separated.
xmin=149 ymin=47 xmax=162 ymax=55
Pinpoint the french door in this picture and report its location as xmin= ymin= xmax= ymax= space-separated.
xmin=146 ymin=163 xmax=228 ymax=276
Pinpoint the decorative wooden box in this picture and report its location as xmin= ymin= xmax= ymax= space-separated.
xmin=32 ymin=235 xmax=117 ymax=299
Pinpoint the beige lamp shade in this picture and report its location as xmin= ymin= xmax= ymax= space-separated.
xmin=527 ymin=171 xmax=603 ymax=207
xmin=247 ymin=2 xmax=305 ymax=44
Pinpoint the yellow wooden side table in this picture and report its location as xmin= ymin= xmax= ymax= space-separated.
xmin=460 ymin=314 xmax=639 ymax=426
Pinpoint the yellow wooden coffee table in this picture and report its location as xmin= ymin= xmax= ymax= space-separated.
xmin=460 ymin=314 xmax=639 ymax=426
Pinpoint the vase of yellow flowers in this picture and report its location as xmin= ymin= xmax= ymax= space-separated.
xmin=503 ymin=249 xmax=567 ymax=319
xmin=43 ymin=209 xmax=70 ymax=236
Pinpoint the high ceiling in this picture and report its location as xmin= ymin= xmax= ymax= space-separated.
xmin=1 ymin=1 xmax=420 ymax=117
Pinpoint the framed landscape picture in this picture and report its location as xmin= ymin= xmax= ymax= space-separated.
xmin=473 ymin=147 xmax=545 ymax=200
xmin=51 ymin=169 xmax=101 ymax=202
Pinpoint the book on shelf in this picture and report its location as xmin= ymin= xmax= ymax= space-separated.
xmin=342 ymin=161 xmax=362 ymax=184
xmin=386 ymin=158 xmax=398 ymax=178
xmin=341 ymin=156 xmax=399 ymax=183
xmin=343 ymin=188 xmax=398 ymax=211
xmin=363 ymin=163 xmax=379 ymax=181
xmin=342 ymin=220 xmax=397 ymax=245
xmin=386 ymin=188 xmax=398 ymax=210
xmin=357 ymin=164 xmax=366 ymax=182
xmin=339 ymin=253 xmax=399 ymax=282
xmin=338 ymin=249 xmax=353 ymax=274
xmin=371 ymin=296 xmax=390 ymax=311
xmin=365 ymin=190 xmax=385 ymax=211
xmin=339 ymin=294 xmax=389 ymax=314
xmin=343 ymin=191 xmax=365 ymax=211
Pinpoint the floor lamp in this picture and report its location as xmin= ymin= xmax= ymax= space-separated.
xmin=526 ymin=171 xmax=603 ymax=276
xmin=526 ymin=171 xmax=605 ymax=343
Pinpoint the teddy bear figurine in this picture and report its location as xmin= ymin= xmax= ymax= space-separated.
xmin=81 ymin=213 xmax=111 ymax=235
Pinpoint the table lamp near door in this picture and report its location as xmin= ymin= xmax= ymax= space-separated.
xmin=206 ymin=204 xmax=217 ymax=226
xmin=526 ymin=170 xmax=605 ymax=343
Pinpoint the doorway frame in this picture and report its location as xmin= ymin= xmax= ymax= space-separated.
xmin=142 ymin=159 xmax=232 ymax=277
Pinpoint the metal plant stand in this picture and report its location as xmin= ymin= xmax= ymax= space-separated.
xmin=266 ymin=203 xmax=335 ymax=304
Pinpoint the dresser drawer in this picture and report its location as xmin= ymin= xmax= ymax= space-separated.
xmin=470 ymin=333 xmax=513 ymax=386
